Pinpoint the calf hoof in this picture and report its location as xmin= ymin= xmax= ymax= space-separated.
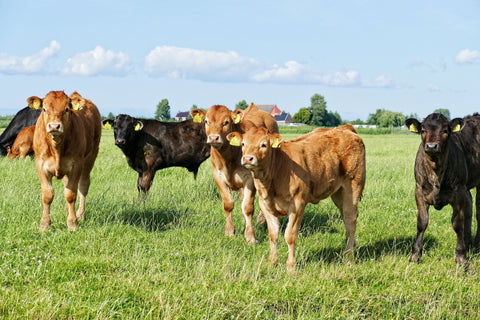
xmin=76 ymin=211 xmax=85 ymax=222
xmin=225 ymin=225 xmax=235 ymax=237
xmin=39 ymin=224 xmax=50 ymax=232
xmin=286 ymin=261 xmax=297 ymax=274
xmin=456 ymin=254 xmax=467 ymax=265
xmin=67 ymin=219 xmax=78 ymax=231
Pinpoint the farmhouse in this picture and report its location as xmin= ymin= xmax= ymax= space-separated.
xmin=175 ymin=111 xmax=190 ymax=121
xmin=256 ymin=104 xmax=282 ymax=116
xmin=275 ymin=112 xmax=293 ymax=126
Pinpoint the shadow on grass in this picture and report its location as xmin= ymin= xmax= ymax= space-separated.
xmin=254 ymin=208 xmax=442 ymax=265
xmin=300 ymin=235 xmax=440 ymax=265
xmin=92 ymin=200 xmax=195 ymax=232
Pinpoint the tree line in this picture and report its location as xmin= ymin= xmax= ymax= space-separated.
xmin=151 ymin=95 xmax=451 ymax=128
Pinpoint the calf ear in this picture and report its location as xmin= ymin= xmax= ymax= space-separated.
xmin=27 ymin=96 xmax=42 ymax=110
xmin=270 ymin=133 xmax=283 ymax=148
xmin=405 ymin=118 xmax=421 ymax=134
xmin=70 ymin=97 xmax=85 ymax=111
xmin=450 ymin=118 xmax=465 ymax=133
xmin=190 ymin=109 xmax=206 ymax=123
xmin=134 ymin=121 xmax=144 ymax=131
xmin=232 ymin=109 xmax=245 ymax=124
xmin=227 ymin=132 xmax=243 ymax=146
xmin=102 ymin=119 xmax=114 ymax=129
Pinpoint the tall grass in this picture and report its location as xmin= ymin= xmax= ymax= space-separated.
xmin=1 ymin=130 xmax=480 ymax=319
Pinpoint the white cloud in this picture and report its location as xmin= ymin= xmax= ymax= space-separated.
xmin=0 ymin=40 xmax=60 ymax=74
xmin=428 ymin=83 xmax=441 ymax=92
xmin=61 ymin=46 xmax=132 ymax=76
xmin=455 ymin=49 xmax=480 ymax=64
xmin=253 ymin=61 xmax=393 ymax=88
xmin=144 ymin=46 xmax=262 ymax=81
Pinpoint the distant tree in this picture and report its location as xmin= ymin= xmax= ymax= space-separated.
xmin=407 ymin=112 xmax=420 ymax=120
xmin=107 ymin=112 xmax=115 ymax=119
xmin=292 ymin=107 xmax=312 ymax=124
xmin=367 ymin=109 xmax=384 ymax=125
xmin=155 ymin=99 xmax=171 ymax=121
xmin=310 ymin=94 xmax=327 ymax=126
xmin=349 ymin=119 xmax=365 ymax=125
xmin=378 ymin=110 xmax=405 ymax=128
xmin=236 ymin=100 xmax=249 ymax=110
xmin=433 ymin=108 xmax=451 ymax=119
xmin=325 ymin=111 xmax=342 ymax=127
xmin=191 ymin=104 xmax=198 ymax=110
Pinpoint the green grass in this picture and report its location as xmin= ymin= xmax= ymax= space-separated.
xmin=1 ymin=130 xmax=480 ymax=319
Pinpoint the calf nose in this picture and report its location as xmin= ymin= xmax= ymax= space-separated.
xmin=47 ymin=123 xmax=62 ymax=133
xmin=207 ymin=134 xmax=222 ymax=144
xmin=242 ymin=155 xmax=256 ymax=165
xmin=115 ymin=138 xmax=126 ymax=146
xmin=425 ymin=143 xmax=439 ymax=152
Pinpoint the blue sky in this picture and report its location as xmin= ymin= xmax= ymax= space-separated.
xmin=0 ymin=0 xmax=479 ymax=121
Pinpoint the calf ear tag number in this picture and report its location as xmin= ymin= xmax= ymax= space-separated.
xmin=134 ymin=123 xmax=142 ymax=131
xmin=453 ymin=124 xmax=461 ymax=132
xmin=409 ymin=124 xmax=418 ymax=133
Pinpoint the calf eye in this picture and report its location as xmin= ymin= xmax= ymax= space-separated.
xmin=261 ymin=142 xmax=267 ymax=148
xmin=224 ymin=120 xmax=229 ymax=126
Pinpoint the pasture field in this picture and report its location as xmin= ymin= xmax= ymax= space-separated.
xmin=1 ymin=129 xmax=480 ymax=319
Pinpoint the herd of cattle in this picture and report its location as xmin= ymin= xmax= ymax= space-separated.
xmin=1 ymin=90 xmax=480 ymax=271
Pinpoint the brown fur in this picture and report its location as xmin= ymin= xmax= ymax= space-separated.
xmin=8 ymin=125 xmax=35 ymax=159
xmin=29 ymin=91 xmax=101 ymax=231
xmin=190 ymin=104 xmax=279 ymax=244
xmin=228 ymin=125 xmax=366 ymax=272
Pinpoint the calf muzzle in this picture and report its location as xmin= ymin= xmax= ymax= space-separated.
xmin=47 ymin=122 xmax=63 ymax=134
xmin=115 ymin=138 xmax=126 ymax=146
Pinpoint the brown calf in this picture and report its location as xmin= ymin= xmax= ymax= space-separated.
xmin=227 ymin=125 xmax=366 ymax=272
xmin=8 ymin=125 xmax=35 ymax=159
xmin=28 ymin=91 xmax=101 ymax=231
xmin=191 ymin=104 xmax=278 ymax=244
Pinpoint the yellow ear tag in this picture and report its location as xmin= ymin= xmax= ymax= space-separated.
xmin=271 ymin=137 xmax=281 ymax=148
xmin=134 ymin=123 xmax=142 ymax=131
xmin=32 ymin=100 xmax=40 ymax=110
xmin=453 ymin=124 xmax=461 ymax=132
xmin=103 ymin=122 xmax=112 ymax=130
xmin=72 ymin=101 xmax=83 ymax=111
xmin=193 ymin=114 xmax=202 ymax=123
xmin=234 ymin=113 xmax=242 ymax=124
xmin=229 ymin=135 xmax=241 ymax=146
xmin=409 ymin=124 xmax=418 ymax=133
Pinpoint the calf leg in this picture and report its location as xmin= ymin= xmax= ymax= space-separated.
xmin=262 ymin=205 xmax=280 ymax=267
xmin=410 ymin=196 xmax=429 ymax=263
xmin=213 ymin=177 xmax=235 ymax=237
xmin=240 ymin=185 xmax=256 ymax=244
xmin=36 ymin=161 xmax=54 ymax=232
xmin=285 ymin=210 xmax=304 ymax=272
xmin=137 ymin=171 xmax=154 ymax=194
xmin=40 ymin=179 xmax=54 ymax=232
xmin=63 ymin=176 xmax=80 ymax=231
xmin=331 ymin=187 xmax=357 ymax=262
xmin=463 ymin=190 xmax=473 ymax=250
xmin=475 ymin=189 xmax=480 ymax=250
xmin=452 ymin=201 xmax=467 ymax=264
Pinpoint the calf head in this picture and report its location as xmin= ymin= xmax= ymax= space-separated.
xmin=191 ymin=105 xmax=237 ymax=149
xmin=113 ymin=114 xmax=143 ymax=147
xmin=227 ymin=127 xmax=283 ymax=170
xmin=405 ymin=113 xmax=464 ymax=156
xmin=27 ymin=91 xmax=84 ymax=137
